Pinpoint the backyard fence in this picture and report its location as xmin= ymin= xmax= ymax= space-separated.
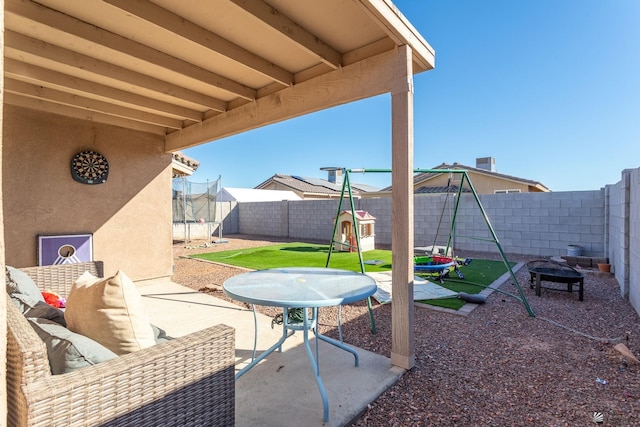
xmin=171 ymin=166 xmax=640 ymax=316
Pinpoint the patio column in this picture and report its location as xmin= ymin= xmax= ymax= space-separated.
xmin=390 ymin=45 xmax=415 ymax=370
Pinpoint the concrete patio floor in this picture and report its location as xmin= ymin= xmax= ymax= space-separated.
xmin=138 ymin=281 xmax=404 ymax=426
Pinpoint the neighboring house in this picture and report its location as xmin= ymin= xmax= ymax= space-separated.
xmin=218 ymin=187 xmax=301 ymax=202
xmin=171 ymin=152 xmax=199 ymax=178
xmin=256 ymin=168 xmax=380 ymax=199
xmin=378 ymin=157 xmax=550 ymax=195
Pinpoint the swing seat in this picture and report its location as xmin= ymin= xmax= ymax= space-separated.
xmin=414 ymin=255 xmax=456 ymax=272
xmin=414 ymin=245 xmax=452 ymax=257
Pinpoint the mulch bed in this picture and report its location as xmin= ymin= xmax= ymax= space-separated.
xmin=172 ymin=236 xmax=640 ymax=426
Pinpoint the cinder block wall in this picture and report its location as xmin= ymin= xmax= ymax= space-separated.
xmin=287 ymin=199 xmax=342 ymax=243
xmin=236 ymin=190 xmax=606 ymax=258
xmin=626 ymin=169 xmax=640 ymax=313
xmin=206 ymin=166 xmax=640 ymax=316
xmin=606 ymin=173 xmax=629 ymax=297
xmin=360 ymin=198 xmax=392 ymax=245
xmin=237 ymin=201 xmax=287 ymax=236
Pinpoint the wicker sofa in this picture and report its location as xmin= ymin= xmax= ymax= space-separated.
xmin=6 ymin=261 xmax=235 ymax=426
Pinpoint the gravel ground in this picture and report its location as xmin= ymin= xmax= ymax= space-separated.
xmin=172 ymin=235 xmax=640 ymax=426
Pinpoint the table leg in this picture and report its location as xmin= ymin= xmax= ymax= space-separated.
xmin=315 ymin=333 xmax=359 ymax=367
xmin=535 ymin=273 xmax=542 ymax=297
xmin=235 ymin=308 xmax=291 ymax=381
xmin=251 ymin=304 xmax=257 ymax=361
xmin=238 ymin=306 xmax=361 ymax=422
xmin=302 ymin=308 xmax=330 ymax=422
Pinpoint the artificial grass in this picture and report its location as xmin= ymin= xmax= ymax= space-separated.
xmin=415 ymin=258 xmax=516 ymax=310
xmin=193 ymin=243 xmax=515 ymax=310
xmin=192 ymin=242 xmax=393 ymax=272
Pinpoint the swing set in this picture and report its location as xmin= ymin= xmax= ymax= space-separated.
xmin=325 ymin=168 xmax=535 ymax=334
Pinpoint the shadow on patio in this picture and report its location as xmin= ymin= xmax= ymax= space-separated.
xmin=140 ymin=280 xmax=403 ymax=426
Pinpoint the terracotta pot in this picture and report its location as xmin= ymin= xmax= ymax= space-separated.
xmin=597 ymin=263 xmax=611 ymax=273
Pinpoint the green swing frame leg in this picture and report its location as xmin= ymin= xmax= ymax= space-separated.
xmin=365 ymin=296 xmax=376 ymax=334
xmin=327 ymin=168 xmax=534 ymax=321
xmin=327 ymin=170 xmax=377 ymax=334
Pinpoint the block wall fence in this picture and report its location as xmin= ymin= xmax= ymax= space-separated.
xmin=240 ymin=191 xmax=607 ymax=254
xmin=173 ymin=166 xmax=640 ymax=315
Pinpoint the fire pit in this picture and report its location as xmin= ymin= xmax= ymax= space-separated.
xmin=526 ymin=259 xmax=585 ymax=301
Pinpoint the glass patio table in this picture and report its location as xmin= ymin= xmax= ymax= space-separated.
xmin=223 ymin=266 xmax=377 ymax=422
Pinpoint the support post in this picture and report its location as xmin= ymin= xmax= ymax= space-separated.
xmin=390 ymin=45 xmax=415 ymax=369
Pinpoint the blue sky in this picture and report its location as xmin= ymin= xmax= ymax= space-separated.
xmin=184 ymin=0 xmax=640 ymax=192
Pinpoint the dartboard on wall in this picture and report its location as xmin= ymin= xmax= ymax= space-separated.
xmin=71 ymin=150 xmax=109 ymax=184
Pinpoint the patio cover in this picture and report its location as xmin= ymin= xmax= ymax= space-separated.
xmin=2 ymin=0 xmax=436 ymax=370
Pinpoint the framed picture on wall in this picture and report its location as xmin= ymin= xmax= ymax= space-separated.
xmin=38 ymin=234 xmax=93 ymax=266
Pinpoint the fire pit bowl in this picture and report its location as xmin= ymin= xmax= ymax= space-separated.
xmin=526 ymin=259 xmax=585 ymax=301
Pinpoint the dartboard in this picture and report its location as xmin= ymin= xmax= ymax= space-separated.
xmin=71 ymin=150 xmax=109 ymax=185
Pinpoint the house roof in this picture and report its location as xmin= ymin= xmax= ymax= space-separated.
xmin=419 ymin=162 xmax=550 ymax=191
xmin=218 ymin=187 xmax=301 ymax=202
xmin=414 ymin=185 xmax=469 ymax=194
xmin=255 ymin=174 xmax=380 ymax=196
xmin=171 ymin=151 xmax=199 ymax=177
xmin=381 ymin=162 xmax=550 ymax=192
xmin=4 ymin=0 xmax=435 ymax=151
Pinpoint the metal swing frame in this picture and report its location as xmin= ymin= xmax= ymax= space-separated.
xmin=326 ymin=168 xmax=535 ymax=319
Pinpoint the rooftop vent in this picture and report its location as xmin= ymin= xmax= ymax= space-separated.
xmin=320 ymin=167 xmax=343 ymax=185
xmin=476 ymin=157 xmax=495 ymax=172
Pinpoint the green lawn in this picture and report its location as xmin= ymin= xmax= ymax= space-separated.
xmin=192 ymin=242 xmax=393 ymax=272
xmin=415 ymin=258 xmax=515 ymax=310
xmin=193 ymin=243 xmax=515 ymax=310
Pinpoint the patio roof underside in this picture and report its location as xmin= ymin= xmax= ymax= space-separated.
xmin=4 ymin=0 xmax=434 ymax=151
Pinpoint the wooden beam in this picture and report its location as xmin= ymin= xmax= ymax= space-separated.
xmin=165 ymin=49 xmax=401 ymax=151
xmin=4 ymin=93 xmax=166 ymax=135
xmin=102 ymin=0 xmax=293 ymax=87
xmin=355 ymin=0 xmax=435 ymax=72
xmin=5 ymin=31 xmax=228 ymax=112
xmin=5 ymin=0 xmax=257 ymax=101
xmin=5 ymin=79 xmax=184 ymax=129
xmin=4 ymin=58 xmax=203 ymax=122
xmin=390 ymin=45 xmax=415 ymax=370
xmin=229 ymin=0 xmax=342 ymax=69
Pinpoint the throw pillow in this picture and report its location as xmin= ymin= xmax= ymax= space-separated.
xmin=64 ymin=270 xmax=157 ymax=355
xmin=151 ymin=324 xmax=173 ymax=344
xmin=24 ymin=301 xmax=67 ymax=326
xmin=6 ymin=266 xmax=45 ymax=306
xmin=28 ymin=317 xmax=117 ymax=374
xmin=9 ymin=292 xmax=42 ymax=316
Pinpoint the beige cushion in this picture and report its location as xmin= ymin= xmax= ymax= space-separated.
xmin=65 ymin=270 xmax=156 ymax=355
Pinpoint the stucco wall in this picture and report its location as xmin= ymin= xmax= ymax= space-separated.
xmin=2 ymin=106 xmax=173 ymax=281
